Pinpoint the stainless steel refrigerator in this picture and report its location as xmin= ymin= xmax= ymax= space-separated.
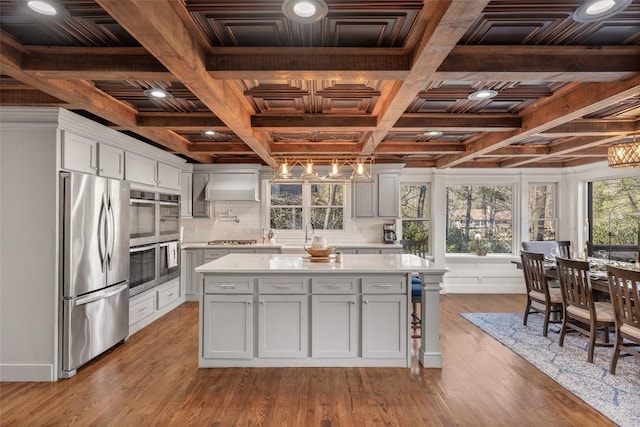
xmin=59 ymin=172 xmax=130 ymax=378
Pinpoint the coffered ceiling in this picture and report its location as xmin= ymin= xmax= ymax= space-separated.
xmin=1 ymin=0 xmax=639 ymax=168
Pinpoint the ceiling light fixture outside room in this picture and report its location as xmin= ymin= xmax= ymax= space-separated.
xmin=143 ymin=88 xmax=172 ymax=99
xmin=272 ymin=156 xmax=375 ymax=182
xmin=608 ymin=135 xmax=640 ymax=168
xmin=282 ymin=0 xmax=328 ymax=24
xmin=25 ymin=0 xmax=70 ymax=18
xmin=467 ymin=89 xmax=498 ymax=101
xmin=573 ymin=0 xmax=632 ymax=22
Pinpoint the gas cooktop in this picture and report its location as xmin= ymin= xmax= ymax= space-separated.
xmin=207 ymin=239 xmax=257 ymax=246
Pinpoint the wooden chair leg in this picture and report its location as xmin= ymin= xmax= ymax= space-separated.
xmin=542 ymin=305 xmax=551 ymax=337
xmin=587 ymin=321 xmax=596 ymax=363
xmin=559 ymin=319 xmax=567 ymax=347
xmin=523 ymin=298 xmax=531 ymax=326
xmin=609 ymin=336 xmax=622 ymax=374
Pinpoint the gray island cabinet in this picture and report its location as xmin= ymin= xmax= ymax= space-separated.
xmin=195 ymin=253 xmax=446 ymax=368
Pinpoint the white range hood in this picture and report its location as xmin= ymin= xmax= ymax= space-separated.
xmin=205 ymin=172 xmax=260 ymax=201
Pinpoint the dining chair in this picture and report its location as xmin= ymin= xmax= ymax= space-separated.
xmin=556 ymin=241 xmax=571 ymax=258
xmin=522 ymin=241 xmax=560 ymax=259
xmin=606 ymin=265 xmax=640 ymax=374
xmin=521 ymin=251 xmax=563 ymax=336
xmin=556 ymin=256 xmax=615 ymax=363
xmin=401 ymin=239 xmax=428 ymax=338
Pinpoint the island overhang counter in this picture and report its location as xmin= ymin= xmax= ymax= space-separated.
xmin=195 ymin=253 xmax=447 ymax=368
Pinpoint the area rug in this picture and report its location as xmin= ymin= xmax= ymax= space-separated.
xmin=461 ymin=312 xmax=640 ymax=427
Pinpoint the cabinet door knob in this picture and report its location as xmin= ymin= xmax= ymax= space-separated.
xmin=246 ymin=301 xmax=252 ymax=305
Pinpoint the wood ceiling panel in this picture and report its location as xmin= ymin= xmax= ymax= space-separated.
xmin=93 ymin=80 xmax=208 ymax=113
xmin=187 ymin=0 xmax=422 ymax=48
xmin=460 ymin=1 xmax=640 ymax=46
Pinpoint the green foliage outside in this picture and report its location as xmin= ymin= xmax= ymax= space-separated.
xmin=401 ymin=185 xmax=429 ymax=246
xmin=446 ymin=185 xmax=513 ymax=254
xmin=591 ymin=177 xmax=640 ymax=248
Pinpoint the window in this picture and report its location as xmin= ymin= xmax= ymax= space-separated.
xmin=269 ymin=182 xmax=345 ymax=231
xmin=528 ymin=183 xmax=557 ymax=241
xmin=400 ymin=184 xmax=429 ymax=250
xmin=270 ymin=183 xmax=303 ymax=230
xmin=588 ymin=176 xmax=640 ymax=262
xmin=310 ymin=184 xmax=343 ymax=230
xmin=446 ymin=185 xmax=513 ymax=254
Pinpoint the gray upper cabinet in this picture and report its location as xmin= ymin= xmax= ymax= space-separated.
xmin=192 ymin=173 xmax=210 ymax=217
xmin=353 ymin=173 xmax=400 ymax=218
xmin=180 ymin=172 xmax=193 ymax=218
xmin=61 ymin=131 xmax=124 ymax=179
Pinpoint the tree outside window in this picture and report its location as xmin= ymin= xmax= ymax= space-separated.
xmin=588 ymin=176 xmax=640 ymax=262
xmin=528 ymin=184 xmax=556 ymax=241
xmin=446 ymin=185 xmax=513 ymax=254
xmin=270 ymin=184 xmax=302 ymax=230
xmin=269 ymin=182 xmax=345 ymax=231
xmin=400 ymin=184 xmax=429 ymax=251
xmin=310 ymin=184 xmax=343 ymax=230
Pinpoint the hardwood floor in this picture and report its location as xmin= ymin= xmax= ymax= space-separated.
xmin=0 ymin=295 xmax=613 ymax=426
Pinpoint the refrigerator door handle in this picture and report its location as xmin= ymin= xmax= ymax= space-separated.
xmin=97 ymin=196 xmax=107 ymax=272
xmin=106 ymin=196 xmax=116 ymax=268
xmin=75 ymin=283 xmax=129 ymax=306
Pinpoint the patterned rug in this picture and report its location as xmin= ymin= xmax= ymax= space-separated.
xmin=461 ymin=312 xmax=640 ymax=427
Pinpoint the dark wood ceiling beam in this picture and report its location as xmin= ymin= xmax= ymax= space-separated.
xmin=375 ymin=142 xmax=464 ymax=154
xmin=251 ymin=115 xmax=377 ymax=131
xmin=499 ymin=136 xmax=615 ymax=167
xmin=434 ymin=45 xmax=640 ymax=82
xmin=436 ymin=76 xmax=640 ymax=167
xmin=0 ymin=88 xmax=67 ymax=106
xmin=96 ymin=0 xmax=275 ymax=167
xmin=188 ymin=143 xmax=253 ymax=154
xmin=365 ymin=0 xmax=491 ymax=153
xmin=22 ymin=47 xmax=172 ymax=80
xmin=542 ymin=119 xmax=638 ymax=136
xmin=394 ymin=114 xmax=520 ymax=131
xmin=136 ymin=113 xmax=227 ymax=129
xmin=0 ymin=38 xmax=212 ymax=163
xmin=207 ymin=51 xmax=410 ymax=80
xmin=270 ymin=142 xmax=362 ymax=155
xmin=482 ymin=145 xmax=550 ymax=157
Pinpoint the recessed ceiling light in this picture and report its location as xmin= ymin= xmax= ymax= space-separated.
xmin=143 ymin=88 xmax=172 ymax=99
xmin=467 ymin=89 xmax=498 ymax=101
xmin=573 ymin=0 xmax=631 ymax=22
xmin=424 ymin=131 xmax=443 ymax=138
xmin=25 ymin=0 xmax=70 ymax=18
xmin=282 ymin=0 xmax=328 ymax=24
xmin=202 ymin=130 xmax=216 ymax=137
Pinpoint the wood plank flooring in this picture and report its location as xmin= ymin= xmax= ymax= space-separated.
xmin=0 ymin=295 xmax=614 ymax=426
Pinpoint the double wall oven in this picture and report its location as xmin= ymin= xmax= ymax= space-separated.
xmin=129 ymin=190 xmax=180 ymax=297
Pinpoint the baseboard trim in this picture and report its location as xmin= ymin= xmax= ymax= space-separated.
xmin=0 ymin=364 xmax=55 ymax=382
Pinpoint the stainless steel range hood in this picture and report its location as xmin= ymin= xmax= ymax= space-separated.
xmin=205 ymin=172 xmax=260 ymax=201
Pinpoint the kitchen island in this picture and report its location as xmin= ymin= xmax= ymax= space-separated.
xmin=195 ymin=253 xmax=446 ymax=368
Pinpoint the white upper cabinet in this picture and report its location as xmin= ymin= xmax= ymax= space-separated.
xmin=98 ymin=144 xmax=125 ymax=179
xmin=157 ymin=162 xmax=181 ymax=191
xmin=353 ymin=172 xmax=400 ymax=218
xmin=125 ymin=152 xmax=181 ymax=191
xmin=180 ymin=172 xmax=193 ymax=218
xmin=61 ymin=131 xmax=124 ymax=179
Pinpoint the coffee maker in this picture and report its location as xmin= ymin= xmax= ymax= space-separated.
xmin=383 ymin=223 xmax=397 ymax=243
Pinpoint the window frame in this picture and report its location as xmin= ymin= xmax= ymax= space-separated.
xmin=444 ymin=183 xmax=516 ymax=255
xmin=266 ymin=180 xmax=350 ymax=238
xmin=399 ymin=182 xmax=431 ymax=255
xmin=527 ymin=182 xmax=558 ymax=242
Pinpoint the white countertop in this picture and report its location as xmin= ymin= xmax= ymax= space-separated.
xmin=183 ymin=242 xmax=403 ymax=250
xmin=195 ymin=253 xmax=445 ymax=274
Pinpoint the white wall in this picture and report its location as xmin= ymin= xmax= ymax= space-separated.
xmin=1 ymin=118 xmax=60 ymax=381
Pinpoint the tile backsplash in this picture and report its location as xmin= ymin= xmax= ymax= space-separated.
xmin=181 ymin=201 xmax=394 ymax=244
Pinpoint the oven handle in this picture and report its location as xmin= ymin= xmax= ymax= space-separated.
xmin=130 ymin=199 xmax=156 ymax=205
xmin=130 ymin=245 xmax=156 ymax=253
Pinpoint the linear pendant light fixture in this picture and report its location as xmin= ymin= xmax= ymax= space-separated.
xmin=271 ymin=156 xmax=375 ymax=183
xmin=608 ymin=135 xmax=640 ymax=168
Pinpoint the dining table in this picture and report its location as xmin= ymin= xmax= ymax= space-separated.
xmin=511 ymin=259 xmax=610 ymax=295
